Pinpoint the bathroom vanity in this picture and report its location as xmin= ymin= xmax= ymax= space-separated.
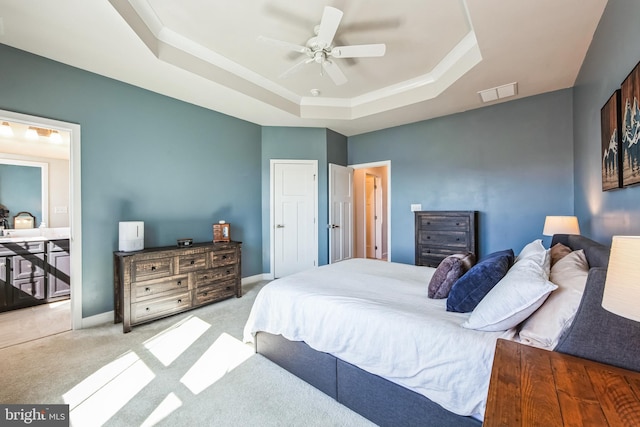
xmin=0 ymin=229 xmax=70 ymax=313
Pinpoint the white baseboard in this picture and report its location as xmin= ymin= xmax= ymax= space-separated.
xmin=81 ymin=310 xmax=114 ymax=329
xmin=242 ymin=273 xmax=270 ymax=284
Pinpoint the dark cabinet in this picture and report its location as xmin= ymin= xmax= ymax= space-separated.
xmin=0 ymin=238 xmax=70 ymax=312
xmin=415 ymin=211 xmax=478 ymax=267
xmin=47 ymin=240 xmax=71 ymax=299
xmin=0 ymin=256 xmax=7 ymax=308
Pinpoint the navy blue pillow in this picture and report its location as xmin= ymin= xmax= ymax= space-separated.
xmin=446 ymin=249 xmax=514 ymax=313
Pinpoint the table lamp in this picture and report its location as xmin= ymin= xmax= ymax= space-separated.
xmin=602 ymin=236 xmax=640 ymax=321
xmin=542 ymin=216 xmax=580 ymax=236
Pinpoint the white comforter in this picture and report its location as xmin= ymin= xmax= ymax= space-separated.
xmin=243 ymin=258 xmax=516 ymax=420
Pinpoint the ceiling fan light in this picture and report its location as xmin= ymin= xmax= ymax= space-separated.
xmin=0 ymin=121 xmax=13 ymax=137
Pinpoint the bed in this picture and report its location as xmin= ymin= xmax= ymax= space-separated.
xmin=243 ymin=234 xmax=640 ymax=426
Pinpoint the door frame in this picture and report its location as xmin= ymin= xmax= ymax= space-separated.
xmin=0 ymin=109 xmax=82 ymax=330
xmin=350 ymin=160 xmax=391 ymax=262
xmin=269 ymin=159 xmax=318 ymax=278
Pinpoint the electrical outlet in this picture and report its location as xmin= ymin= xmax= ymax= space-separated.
xmin=410 ymin=204 xmax=422 ymax=212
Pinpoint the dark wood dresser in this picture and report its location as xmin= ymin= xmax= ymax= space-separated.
xmin=485 ymin=339 xmax=640 ymax=426
xmin=113 ymin=241 xmax=241 ymax=333
xmin=414 ymin=210 xmax=478 ymax=267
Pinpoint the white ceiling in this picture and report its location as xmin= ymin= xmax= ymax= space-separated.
xmin=0 ymin=0 xmax=607 ymax=136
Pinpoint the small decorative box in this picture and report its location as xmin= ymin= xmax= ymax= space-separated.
xmin=177 ymin=238 xmax=193 ymax=248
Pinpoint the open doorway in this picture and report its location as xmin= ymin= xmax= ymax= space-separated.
xmin=351 ymin=161 xmax=390 ymax=261
xmin=0 ymin=110 xmax=81 ymax=348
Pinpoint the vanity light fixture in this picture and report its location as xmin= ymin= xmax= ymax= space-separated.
xmin=25 ymin=127 xmax=39 ymax=140
xmin=49 ymin=130 xmax=62 ymax=143
xmin=0 ymin=121 xmax=13 ymax=137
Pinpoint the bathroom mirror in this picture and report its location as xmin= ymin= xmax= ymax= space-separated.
xmin=0 ymin=159 xmax=49 ymax=228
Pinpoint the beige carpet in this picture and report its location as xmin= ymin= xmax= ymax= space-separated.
xmin=0 ymin=281 xmax=375 ymax=427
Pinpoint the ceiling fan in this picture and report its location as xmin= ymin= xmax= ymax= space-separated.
xmin=258 ymin=6 xmax=386 ymax=86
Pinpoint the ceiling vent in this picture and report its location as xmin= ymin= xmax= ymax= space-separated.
xmin=478 ymin=82 xmax=518 ymax=103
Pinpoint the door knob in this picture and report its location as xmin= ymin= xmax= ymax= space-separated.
xmin=276 ymin=224 xmax=284 ymax=228
xmin=327 ymin=224 xmax=340 ymax=229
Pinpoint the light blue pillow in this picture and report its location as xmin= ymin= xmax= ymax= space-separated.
xmin=446 ymin=249 xmax=514 ymax=313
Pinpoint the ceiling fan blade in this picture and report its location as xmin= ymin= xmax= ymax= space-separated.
xmin=316 ymin=6 xmax=343 ymax=48
xmin=322 ymin=60 xmax=347 ymax=86
xmin=257 ymin=35 xmax=308 ymax=54
xmin=330 ymin=44 xmax=386 ymax=58
xmin=279 ymin=57 xmax=314 ymax=79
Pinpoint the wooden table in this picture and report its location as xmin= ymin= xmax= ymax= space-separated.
xmin=484 ymin=339 xmax=640 ymax=426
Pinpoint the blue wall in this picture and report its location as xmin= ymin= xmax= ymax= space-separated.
xmin=348 ymin=89 xmax=575 ymax=263
xmin=0 ymin=44 xmax=262 ymax=317
xmin=573 ymin=0 xmax=640 ymax=243
xmin=0 ymin=164 xmax=42 ymax=226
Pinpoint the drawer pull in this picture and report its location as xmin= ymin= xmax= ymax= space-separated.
xmin=190 ymin=260 xmax=195 ymax=265
xmin=145 ymin=287 xmax=151 ymax=293
xmin=226 ymin=269 xmax=231 ymax=274
xmin=203 ymin=275 xmax=208 ymax=280
xmin=177 ymin=299 xmax=182 ymax=304
xmin=202 ymin=292 xmax=208 ymax=296
xmin=226 ymin=286 xmax=232 ymax=291
xmin=427 ymin=236 xmax=431 ymax=239
xmin=456 ymin=222 xmax=460 ymax=226
xmin=145 ymin=307 xmax=150 ymax=312
xmin=151 ymin=266 xmax=156 ymax=271
xmin=222 ymin=255 xmax=227 ymax=260
xmin=177 ymin=280 xmax=182 ymax=286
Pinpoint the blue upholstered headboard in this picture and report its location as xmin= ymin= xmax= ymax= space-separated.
xmin=551 ymin=234 xmax=640 ymax=372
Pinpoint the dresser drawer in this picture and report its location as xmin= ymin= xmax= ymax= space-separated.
xmin=11 ymin=254 xmax=46 ymax=280
xmin=417 ymin=230 xmax=469 ymax=248
xmin=132 ymin=257 xmax=174 ymax=282
xmin=0 ymin=241 xmax=45 ymax=255
xmin=178 ymin=253 xmax=207 ymax=273
xmin=132 ymin=275 xmax=189 ymax=302
xmin=12 ymin=276 xmax=46 ymax=301
xmin=131 ymin=291 xmax=191 ymax=324
xmin=195 ymin=279 xmax=236 ymax=305
xmin=195 ymin=265 xmax=236 ymax=286
xmin=47 ymin=239 xmax=70 ymax=252
xmin=417 ymin=215 xmax=470 ymax=231
xmin=210 ymin=249 xmax=237 ymax=266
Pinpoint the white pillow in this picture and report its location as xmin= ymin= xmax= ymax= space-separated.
xmin=462 ymin=258 xmax=557 ymax=332
xmin=515 ymin=239 xmax=550 ymax=277
xmin=518 ymin=250 xmax=589 ymax=349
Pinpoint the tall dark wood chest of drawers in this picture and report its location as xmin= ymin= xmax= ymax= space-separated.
xmin=415 ymin=211 xmax=478 ymax=267
xmin=114 ymin=241 xmax=241 ymax=333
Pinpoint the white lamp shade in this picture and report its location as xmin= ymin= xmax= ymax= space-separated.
xmin=602 ymin=236 xmax=640 ymax=322
xmin=542 ymin=216 xmax=580 ymax=236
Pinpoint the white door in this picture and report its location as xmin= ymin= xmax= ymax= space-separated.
xmin=329 ymin=163 xmax=354 ymax=263
xmin=272 ymin=160 xmax=317 ymax=278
